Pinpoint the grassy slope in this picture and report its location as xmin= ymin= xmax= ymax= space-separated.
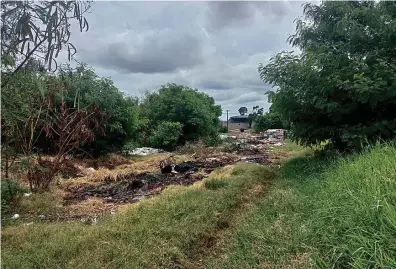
xmin=2 ymin=143 xmax=395 ymax=269
xmin=207 ymin=143 xmax=396 ymax=268
xmin=1 ymin=164 xmax=277 ymax=269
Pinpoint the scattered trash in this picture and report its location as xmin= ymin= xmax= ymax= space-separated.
xmin=23 ymin=192 xmax=32 ymax=197
xmin=263 ymin=129 xmax=286 ymax=140
xmin=80 ymin=216 xmax=98 ymax=225
xmin=219 ymin=134 xmax=229 ymax=140
xmin=11 ymin=214 xmax=20 ymax=219
xmin=174 ymin=162 xmax=199 ymax=173
xmin=24 ymin=222 xmax=34 ymax=226
xmin=159 ymin=159 xmax=177 ymax=174
xmin=55 ymin=130 xmax=286 ymax=221
xmin=129 ymin=147 xmax=166 ymax=156
xmin=38 ymin=214 xmax=46 ymax=219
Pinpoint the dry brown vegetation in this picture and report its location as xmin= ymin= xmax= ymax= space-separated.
xmin=3 ymin=134 xmax=291 ymax=225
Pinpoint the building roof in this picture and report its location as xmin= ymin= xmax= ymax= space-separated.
xmin=229 ymin=115 xmax=249 ymax=119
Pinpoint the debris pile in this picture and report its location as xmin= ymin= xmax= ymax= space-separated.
xmin=128 ymin=147 xmax=166 ymax=156
xmin=262 ymin=129 xmax=285 ymax=140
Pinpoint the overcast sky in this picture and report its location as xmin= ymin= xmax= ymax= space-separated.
xmin=67 ymin=1 xmax=310 ymax=119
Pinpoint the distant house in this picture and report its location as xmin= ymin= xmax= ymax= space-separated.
xmin=227 ymin=115 xmax=250 ymax=130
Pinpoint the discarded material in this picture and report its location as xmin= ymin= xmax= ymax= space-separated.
xmin=128 ymin=147 xmax=166 ymax=156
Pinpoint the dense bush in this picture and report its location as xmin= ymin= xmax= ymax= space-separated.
xmin=253 ymin=112 xmax=287 ymax=133
xmin=1 ymin=179 xmax=24 ymax=213
xmin=148 ymin=121 xmax=183 ymax=151
xmin=219 ymin=125 xmax=228 ymax=133
xmin=2 ymin=63 xmax=139 ymax=158
xmin=259 ymin=1 xmax=396 ymax=150
xmin=140 ymin=83 xmax=222 ymax=148
xmin=58 ymin=64 xmax=139 ymax=156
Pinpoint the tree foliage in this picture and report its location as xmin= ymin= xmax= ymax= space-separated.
xmin=253 ymin=112 xmax=287 ymax=133
xmin=1 ymin=0 xmax=91 ymax=87
xmin=140 ymin=83 xmax=222 ymax=148
xmin=1 ymin=63 xmax=106 ymax=190
xmin=57 ymin=64 xmax=139 ymax=156
xmin=238 ymin=106 xmax=248 ymax=116
xmin=259 ymin=1 xmax=396 ymax=150
xmin=148 ymin=121 xmax=182 ymax=151
xmin=247 ymin=106 xmax=263 ymax=128
xmin=1 ymin=61 xmax=141 ymax=189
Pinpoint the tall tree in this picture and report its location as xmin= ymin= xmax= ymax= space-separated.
xmin=259 ymin=1 xmax=396 ymax=150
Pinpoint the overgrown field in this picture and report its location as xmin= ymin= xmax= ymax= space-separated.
xmin=207 ymin=143 xmax=396 ymax=268
xmin=2 ymin=143 xmax=395 ymax=268
xmin=1 ymin=164 xmax=277 ymax=269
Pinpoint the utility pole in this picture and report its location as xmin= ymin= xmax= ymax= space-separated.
xmin=226 ymin=110 xmax=229 ymax=132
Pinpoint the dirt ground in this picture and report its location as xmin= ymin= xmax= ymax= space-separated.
xmin=6 ymin=132 xmax=289 ymax=224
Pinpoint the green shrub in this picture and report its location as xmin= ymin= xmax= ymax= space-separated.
xmin=203 ymin=134 xmax=222 ymax=147
xmin=148 ymin=121 xmax=182 ymax=151
xmin=121 ymin=141 xmax=141 ymax=155
xmin=59 ymin=64 xmax=140 ymax=156
xmin=218 ymin=125 xmax=228 ymax=133
xmin=253 ymin=112 xmax=287 ymax=133
xmin=1 ymin=179 xmax=24 ymax=213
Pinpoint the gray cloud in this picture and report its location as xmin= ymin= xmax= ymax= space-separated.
xmin=80 ymin=31 xmax=204 ymax=74
xmin=205 ymin=2 xmax=256 ymax=31
xmin=64 ymin=1 xmax=306 ymax=120
xmin=205 ymin=1 xmax=294 ymax=32
xmin=198 ymin=80 xmax=232 ymax=90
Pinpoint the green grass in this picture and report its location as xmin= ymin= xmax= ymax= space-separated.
xmin=3 ymin=142 xmax=395 ymax=269
xmin=206 ymin=143 xmax=396 ymax=268
xmin=1 ymin=164 xmax=277 ymax=269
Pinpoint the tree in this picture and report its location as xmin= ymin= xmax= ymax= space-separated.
xmin=253 ymin=112 xmax=287 ymax=133
xmin=1 ymin=66 xmax=105 ymax=191
xmin=56 ymin=64 xmax=140 ymax=156
xmin=148 ymin=121 xmax=182 ymax=151
xmin=1 ymin=1 xmax=92 ymax=87
xmin=238 ymin=106 xmax=248 ymax=116
xmin=259 ymin=1 xmax=396 ymax=151
xmin=140 ymin=83 xmax=222 ymax=148
xmin=248 ymin=106 xmax=264 ymax=128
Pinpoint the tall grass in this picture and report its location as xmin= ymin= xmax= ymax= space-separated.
xmin=207 ymin=143 xmax=396 ymax=268
xmin=1 ymin=164 xmax=276 ymax=269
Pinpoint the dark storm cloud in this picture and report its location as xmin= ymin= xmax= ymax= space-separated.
xmin=205 ymin=1 xmax=293 ymax=32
